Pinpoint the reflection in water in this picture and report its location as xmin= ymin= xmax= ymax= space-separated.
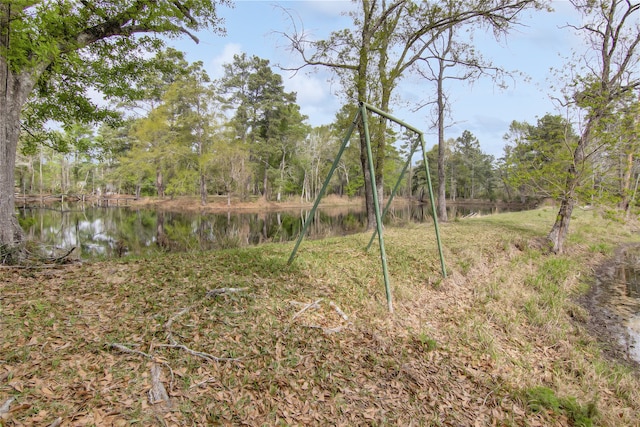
xmin=595 ymin=244 xmax=640 ymax=363
xmin=16 ymin=202 xmax=522 ymax=259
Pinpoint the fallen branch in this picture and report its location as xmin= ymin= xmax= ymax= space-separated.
xmin=284 ymin=298 xmax=323 ymax=333
xmin=155 ymin=343 xmax=242 ymax=363
xmin=291 ymin=298 xmax=323 ymax=323
xmin=109 ymin=343 xmax=176 ymax=393
xmin=0 ymin=397 xmax=14 ymax=416
xmin=206 ymin=287 xmax=247 ymax=297
xmin=329 ymin=301 xmax=349 ymax=321
xmin=189 ymin=377 xmax=217 ymax=389
xmin=148 ymin=363 xmax=172 ymax=410
xmin=164 ymin=307 xmax=190 ymax=345
xmin=303 ymin=324 xmax=349 ymax=334
xmin=109 ymin=343 xmax=153 ymax=359
xmin=47 ymin=418 xmax=62 ymax=427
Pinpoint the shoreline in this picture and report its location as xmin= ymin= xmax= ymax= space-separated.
xmin=15 ymin=193 xmax=535 ymax=214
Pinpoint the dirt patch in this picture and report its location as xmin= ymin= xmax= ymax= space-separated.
xmin=128 ymin=194 xmax=368 ymax=213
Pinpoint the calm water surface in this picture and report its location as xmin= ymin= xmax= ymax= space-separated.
xmin=16 ymin=202 xmax=523 ymax=259
xmin=593 ymin=245 xmax=640 ymax=364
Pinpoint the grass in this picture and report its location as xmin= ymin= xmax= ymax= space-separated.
xmin=1 ymin=207 xmax=640 ymax=425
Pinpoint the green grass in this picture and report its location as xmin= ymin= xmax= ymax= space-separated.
xmin=2 ymin=207 xmax=640 ymax=426
xmin=522 ymin=386 xmax=598 ymax=426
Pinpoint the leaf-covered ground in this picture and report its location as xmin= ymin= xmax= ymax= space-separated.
xmin=2 ymin=208 xmax=640 ymax=426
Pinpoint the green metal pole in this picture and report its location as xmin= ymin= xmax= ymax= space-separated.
xmin=361 ymin=102 xmax=423 ymax=134
xmin=360 ymin=102 xmax=393 ymax=313
xmin=366 ymin=136 xmax=420 ymax=252
xmin=420 ymin=133 xmax=447 ymax=278
xmin=287 ymin=109 xmax=361 ymax=265
xmin=359 ymin=101 xmax=446 ymax=279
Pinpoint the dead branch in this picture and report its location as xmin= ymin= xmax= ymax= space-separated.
xmin=154 ymin=343 xmax=242 ymax=362
xmin=109 ymin=343 xmax=176 ymax=392
xmin=47 ymin=418 xmax=62 ymax=427
xmin=164 ymin=307 xmax=190 ymax=345
xmin=303 ymin=324 xmax=348 ymax=334
xmin=291 ymin=298 xmax=323 ymax=322
xmin=0 ymin=397 xmax=14 ymax=416
xmin=284 ymin=298 xmax=323 ymax=333
xmin=329 ymin=301 xmax=349 ymax=321
xmin=206 ymin=287 xmax=247 ymax=297
xmin=189 ymin=377 xmax=217 ymax=389
xmin=109 ymin=342 xmax=153 ymax=359
xmin=148 ymin=363 xmax=172 ymax=410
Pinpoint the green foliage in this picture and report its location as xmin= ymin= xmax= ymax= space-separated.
xmin=2 ymin=1 xmax=229 ymax=137
xmin=522 ymin=386 xmax=597 ymax=426
xmin=218 ymin=53 xmax=310 ymax=199
xmin=414 ymin=131 xmax=495 ymax=200
xmin=344 ymin=174 xmax=365 ymax=198
xmin=500 ymin=114 xmax=579 ymax=202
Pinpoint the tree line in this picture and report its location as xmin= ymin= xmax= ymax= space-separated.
xmin=13 ymin=53 xmax=509 ymax=206
xmin=2 ymin=0 xmax=639 ymax=263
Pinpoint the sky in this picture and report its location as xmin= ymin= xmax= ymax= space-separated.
xmin=168 ymin=1 xmax=584 ymax=158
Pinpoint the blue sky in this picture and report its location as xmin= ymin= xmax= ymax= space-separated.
xmin=169 ymin=1 xmax=583 ymax=158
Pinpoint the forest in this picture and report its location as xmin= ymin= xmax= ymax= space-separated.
xmin=14 ymin=55 xmax=639 ymax=214
xmin=1 ymin=0 xmax=639 ymax=259
xmin=3 ymin=2 xmax=640 ymax=426
xmin=13 ymin=53 xmax=506 ymax=206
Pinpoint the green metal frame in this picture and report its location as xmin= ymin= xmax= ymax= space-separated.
xmin=288 ymin=102 xmax=446 ymax=313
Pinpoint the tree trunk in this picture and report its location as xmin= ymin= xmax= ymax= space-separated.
xmin=436 ymin=56 xmax=447 ymax=222
xmin=548 ymin=192 xmax=575 ymax=254
xmin=358 ymin=126 xmax=376 ymax=230
xmin=0 ymin=51 xmax=38 ymax=261
xmin=548 ymin=130 xmax=588 ymax=253
xmin=200 ymin=173 xmax=207 ymax=206
xmin=262 ymin=162 xmax=268 ymax=201
xmin=620 ymin=151 xmax=633 ymax=211
xmin=156 ymin=169 xmax=164 ymax=198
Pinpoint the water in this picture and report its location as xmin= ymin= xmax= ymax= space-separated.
xmin=593 ymin=244 xmax=640 ymax=363
xmin=16 ymin=202 xmax=524 ymax=259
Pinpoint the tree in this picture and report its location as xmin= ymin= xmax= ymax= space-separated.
xmin=501 ymin=115 xmax=579 ymax=203
xmin=0 ymin=0 xmax=229 ymax=262
xmin=161 ymin=62 xmax=217 ymax=205
xmin=218 ymin=54 xmax=308 ymax=200
xmin=285 ymin=0 xmax=546 ymax=229
xmin=548 ymin=0 xmax=640 ymax=253
xmin=416 ymin=21 xmax=507 ymax=221
xmin=449 ymin=130 xmax=495 ymax=200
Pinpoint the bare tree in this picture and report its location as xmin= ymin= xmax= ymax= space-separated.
xmin=282 ymin=0 xmax=546 ymax=229
xmin=415 ymin=24 xmax=507 ymax=222
xmin=548 ymin=0 xmax=640 ymax=253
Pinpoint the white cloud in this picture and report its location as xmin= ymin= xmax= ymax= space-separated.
xmin=209 ymin=43 xmax=243 ymax=78
xmin=283 ymin=70 xmax=343 ymax=126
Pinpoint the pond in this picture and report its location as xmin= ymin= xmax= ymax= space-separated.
xmin=591 ymin=244 xmax=640 ymax=364
xmin=16 ymin=202 xmax=526 ymax=259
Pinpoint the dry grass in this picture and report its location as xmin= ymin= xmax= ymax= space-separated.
xmin=2 ymin=207 xmax=640 ymax=426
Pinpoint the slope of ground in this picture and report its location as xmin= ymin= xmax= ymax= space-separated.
xmin=1 ymin=208 xmax=639 ymax=426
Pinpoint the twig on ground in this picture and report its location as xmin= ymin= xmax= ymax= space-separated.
xmin=109 ymin=343 xmax=153 ymax=359
xmin=303 ymin=324 xmax=348 ymax=334
xmin=109 ymin=343 xmax=176 ymax=391
xmin=0 ymin=397 xmax=14 ymax=416
xmin=148 ymin=363 xmax=172 ymax=410
xmin=329 ymin=301 xmax=349 ymax=321
xmin=155 ymin=343 xmax=242 ymax=363
xmin=189 ymin=377 xmax=217 ymax=389
xmin=164 ymin=307 xmax=190 ymax=345
xmin=161 ymin=307 xmax=243 ymax=363
xmin=291 ymin=298 xmax=323 ymax=323
xmin=47 ymin=417 xmax=62 ymax=427
xmin=284 ymin=298 xmax=323 ymax=332
xmin=206 ymin=287 xmax=247 ymax=297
